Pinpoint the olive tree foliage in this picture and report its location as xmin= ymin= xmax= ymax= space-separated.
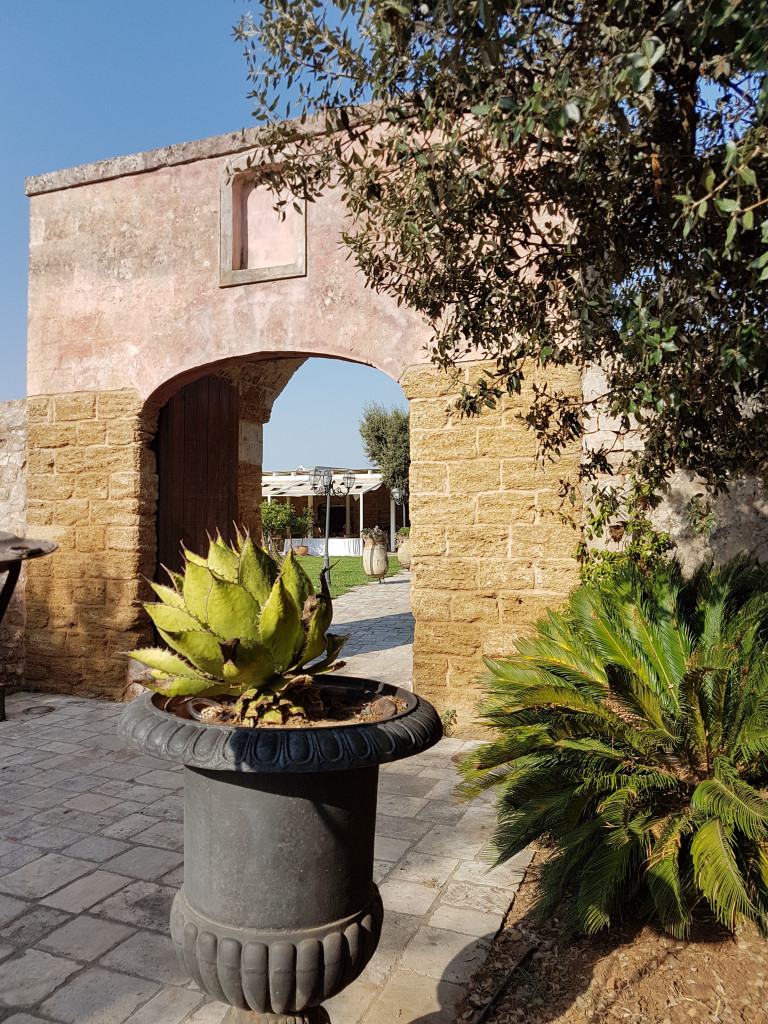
xmin=235 ymin=1 xmax=768 ymax=495
xmin=358 ymin=403 xmax=410 ymax=491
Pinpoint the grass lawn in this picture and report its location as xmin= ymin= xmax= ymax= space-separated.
xmin=296 ymin=554 xmax=401 ymax=599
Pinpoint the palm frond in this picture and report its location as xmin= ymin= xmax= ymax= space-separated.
xmin=691 ymin=818 xmax=756 ymax=931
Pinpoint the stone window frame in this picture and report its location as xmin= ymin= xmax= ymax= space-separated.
xmin=219 ymin=166 xmax=307 ymax=287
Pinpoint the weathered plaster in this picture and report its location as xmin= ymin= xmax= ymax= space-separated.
xmin=26 ymin=140 xmax=430 ymax=403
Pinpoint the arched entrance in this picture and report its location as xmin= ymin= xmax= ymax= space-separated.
xmin=23 ymin=131 xmax=582 ymax=715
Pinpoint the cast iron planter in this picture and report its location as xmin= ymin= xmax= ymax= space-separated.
xmin=119 ymin=679 xmax=442 ymax=1023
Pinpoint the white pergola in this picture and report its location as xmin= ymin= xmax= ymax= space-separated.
xmin=261 ymin=467 xmax=395 ymax=541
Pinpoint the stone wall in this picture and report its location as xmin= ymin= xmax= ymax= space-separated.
xmin=0 ymin=399 xmax=28 ymax=687
xmin=403 ymin=363 xmax=582 ymax=719
xmin=583 ymin=364 xmax=768 ymax=570
xmin=24 ymin=390 xmax=157 ymax=698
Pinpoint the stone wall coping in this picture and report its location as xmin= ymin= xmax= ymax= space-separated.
xmin=25 ymin=129 xmax=264 ymax=196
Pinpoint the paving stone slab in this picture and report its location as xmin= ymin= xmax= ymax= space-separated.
xmin=38 ymin=914 xmax=135 ymax=961
xmin=0 ymin=948 xmax=80 ymax=1007
xmin=358 ymin=968 xmax=464 ymax=1024
xmin=90 ymin=880 xmax=177 ymax=932
xmin=122 ymin=986 xmax=204 ymax=1024
xmin=400 ymin=926 xmax=490 ymax=985
xmin=104 ymin=846 xmax=184 ymax=882
xmin=100 ymin=929 xmax=189 ymax=986
xmin=378 ymin=879 xmax=442 ymax=917
xmin=63 ymin=836 xmax=131 ymax=863
xmin=38 ymin=966 xmax=161 ymax=1024
xmin=0 ymin=905 xmax=70 ymax=946
xmin=388 ymin=852 xmax=458 ymax=887
xmin=0 ymin=893 xmax=28 ymax=927
xmin=0 ymin=853 xmax=93 ymax=899
xmin=373 ymin=835 xmax=410 ymax=862
xmin=42 ymin=869 xmax=129 ymax=913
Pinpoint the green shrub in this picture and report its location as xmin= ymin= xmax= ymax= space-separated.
xmin=461 ymin=555 xmax=768 ymax=938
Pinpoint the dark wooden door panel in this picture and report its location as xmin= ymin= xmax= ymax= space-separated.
xmin=155 ymin=375 xmax=239 ymax=579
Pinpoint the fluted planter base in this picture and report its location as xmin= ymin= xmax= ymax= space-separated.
xmin=118 ymin=681 xmax=442 ymax=1022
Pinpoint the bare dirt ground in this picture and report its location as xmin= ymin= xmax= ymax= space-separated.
xmin=459 ymin=850 xmax=768 ymax=1024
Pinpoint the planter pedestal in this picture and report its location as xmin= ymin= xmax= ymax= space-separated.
xmin=119 ymin=681 xmax=441 ymax=1022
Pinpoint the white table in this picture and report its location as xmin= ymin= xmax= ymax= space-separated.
xmin=283 ymin=538 xmax=364 ymax=557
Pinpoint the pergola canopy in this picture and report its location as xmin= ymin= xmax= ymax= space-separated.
xmin=261 ymin=467 xmax=384 ymax=499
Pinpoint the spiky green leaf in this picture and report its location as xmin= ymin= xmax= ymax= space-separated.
xmin=259 ymin=577 xmax=301 ymax=673
xmin=239 ymin=538 xmax=278 ymax=605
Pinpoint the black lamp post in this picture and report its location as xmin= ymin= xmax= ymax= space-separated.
xmin=391 ymin=484 xmax=408 ymax=527
xmin=308 ymin=467 xmax=355 ymax=589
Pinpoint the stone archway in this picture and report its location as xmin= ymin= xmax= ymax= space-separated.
xmin=23 ymin=131 xmax=582 ymax=713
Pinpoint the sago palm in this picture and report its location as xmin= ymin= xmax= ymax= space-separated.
xmin=461 ymin=555 xmax=768 ymax=937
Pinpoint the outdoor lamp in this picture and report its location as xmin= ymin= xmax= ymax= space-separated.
xmin=308 ymin=466 xmax=321 ymax=488
xmin=391 ymin=485 xmax=404 ymax=506
xmin=343 ymin=471 xmax=355 ymax=491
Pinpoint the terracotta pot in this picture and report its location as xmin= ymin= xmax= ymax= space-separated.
xmin=362 ymin=539 xmax=388 ymax=579
xmin=118 ymin=682 xmax=441 ymax=1023
xmin=396 ymin=537 xmax=412 ymax=569
xmin=294 ymin=545 xmax=309 ymax=557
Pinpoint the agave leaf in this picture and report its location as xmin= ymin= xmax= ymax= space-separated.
xmin=259 ymin=577 xmax=302 ymax=674
xmin=308 ymin=632 xmax=350 ymax=673
xmin=208 ymin=538 xmax=239 ymax=582
xmin=158 ymin=629 xmax=224 ymax=677
xmin=206 ymin=576 xmax=261 ymax=642
xmin=222 ymin=639 xmax=274 ymax=686
xmin=150 ymin=582 xmax=185 ymax=609
xmin=183 ymin=548 xmax=208 ymax=567
xmin=144 ymin=675 xmax=226 ymax=698
xmin=239 ymin=538 xmax=278 ymax=605
xmin=145 ymin=604 xmax=204 ymax=634
xmin=183 ymin=562 xmax=213 ymax=624
xmin=261 ymin=708 xmax=284 ymax=724
xmin=281 ymin=551 xmax=315 ymax=614
xmin=127 ymin=647 xmax=200 ymax=678
xmin=297 ymin=593 xmax=333 ymax=666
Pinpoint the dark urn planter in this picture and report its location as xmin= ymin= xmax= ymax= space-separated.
xmin=119 ymin=679 xmax=441 ymax=1023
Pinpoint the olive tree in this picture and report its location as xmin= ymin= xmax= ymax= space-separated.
xmin=236 ymin=1 xmax=768 ymax=497
xmin=358 ymin=402 xmax=410 ymax=492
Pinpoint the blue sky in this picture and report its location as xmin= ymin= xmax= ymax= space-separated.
xmin=0 ymin=2 xmax=406 ymax=469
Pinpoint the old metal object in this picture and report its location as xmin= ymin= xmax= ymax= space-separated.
xmin=0 ymin=531 xmax=57 ymax=721
xmin=119 ymin=678 xmax=442 ymax=1023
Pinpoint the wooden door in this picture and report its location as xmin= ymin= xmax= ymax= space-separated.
xmin=154 ymin=374 xmax=239 ymax=579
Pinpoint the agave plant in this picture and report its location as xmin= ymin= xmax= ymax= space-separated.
xmin=461 ymin=555 xmax=768 ymax=938
xmin=129 ymin=533 xmax=349 ymax=725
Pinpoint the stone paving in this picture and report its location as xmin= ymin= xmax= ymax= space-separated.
xmin=0 ymin=574 xmax=528 ymax=1024
xmin=332 ymin=570 xmax=415 ymax=690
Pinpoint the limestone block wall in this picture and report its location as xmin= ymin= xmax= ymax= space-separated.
xmin=0 ymin=399 xmax=28 ymax=686
xmin=24 ymin=390 xmax=157 ymax=697
xmin=403 ymin=364 xmax=582 ymax=717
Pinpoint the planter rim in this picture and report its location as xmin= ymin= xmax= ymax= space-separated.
xmin=118 ymin=677 xmax=442 ymax=773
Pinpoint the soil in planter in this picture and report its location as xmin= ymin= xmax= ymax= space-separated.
xmin=160 ymin=685 xmax=407 ymax=730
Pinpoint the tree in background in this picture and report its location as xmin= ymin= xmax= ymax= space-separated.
xmin=236 ymin=2 xmax=768 ymax=505
xmin=358 ymin=403 xmax=410 ymax=494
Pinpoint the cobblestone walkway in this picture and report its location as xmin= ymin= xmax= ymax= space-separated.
xmin=0 ymin=575 xmax=527 ymax=1024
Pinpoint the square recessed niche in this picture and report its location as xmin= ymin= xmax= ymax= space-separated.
xmin=220 ymin=172 xmax=306 ymax=286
